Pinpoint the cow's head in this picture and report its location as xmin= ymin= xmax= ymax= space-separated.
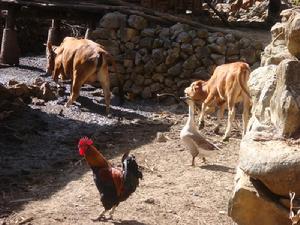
xmin=46 ymin=42 xmax=57 ymax=76
xmin=184 ymin=80 xmax=207 ymax=103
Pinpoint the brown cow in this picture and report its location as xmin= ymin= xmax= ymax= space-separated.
xmin=184 ymin=62 xmax=251 ymax=141
xmin=46 ymin=37 xmax=123 ymax=114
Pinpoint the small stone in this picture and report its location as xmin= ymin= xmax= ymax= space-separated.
xmin=156 ymin=132 xmax=168 ymax=142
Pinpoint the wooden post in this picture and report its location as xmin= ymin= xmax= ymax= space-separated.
xmin=0 ymin=8 xmax=20 ymax=65
xmin=47 ymin=19 xmax=61 ymax=46
xmin=85 ymin=20 xmax=96 ymax=39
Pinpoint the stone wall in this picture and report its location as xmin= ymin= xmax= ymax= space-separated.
xmin=90 ymin=11 xmax=263 ymax=98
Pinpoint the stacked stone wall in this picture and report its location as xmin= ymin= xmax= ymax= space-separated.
xmin=91 ymin=12 xmax=263 ymax=98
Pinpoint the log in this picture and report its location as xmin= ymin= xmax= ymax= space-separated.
xmin=0 ymin=0 xmax=254 ymax=37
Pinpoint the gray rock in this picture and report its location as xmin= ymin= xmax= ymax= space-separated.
xmin=229 ymin=168 xmax=291 ymax=225
xmin=216 ymin=37 xmax=226 ymax=46
xmin=195 ymin=46 xmax=211 ymax=59
xmin=170 ymin=23 xmax=189 ymax=37
xmin=141 ymin=28 xmax=155 ymax=37
xmin=227 ymin=55 xmax=240 ymax=63
xmin=153 ymin=38 xmax=164 ymax=48
xmin=225 ymin=33 xmax=236 ymax=43
xmin=165 ymin=48 xmax=180 ymax=65
xmin=192 ymin=67 xmax=210 ymax=80
xmin=167 ymin=62 xmax=182 ymax=76
xmin=150 ymin=83 xmax=161 ymax=92
xmin=248 ymin=65 xmax=277 ymax=124
xmin=183 ymin=55 xmax=199 ymax=70
xmin=91 ymin=28 xmax=117 ymax=40
xmin=270 ymin=59 xmax=300 ymax=136
xmin=144 ymin=60 xmax=155 ymax=74
xmin=144 ymin=79 xmax=152 ymax=86
xmin=131 ymin=84 xmax=143 ymax=94
xmin=152 ymin=73 xmax=164 ymax=83
xmin=164 ymin=78 xmax=174 ymax=87
xmin=134 ymin=65 xmax=144 ymax=73
xmin=100 ymin=12 xmax=127 ymax=29
xmin=188 ymin=30 xmax=197 ymax=39
xmin=142 ymin=86 xmax=152 ymax=98
xmin=240 ymin=47 xmax=257 ymax=65
xmin=181 ymin=43 xmax=193 ymax=54
xmin=152 ymin=48 xmax=165 ymax=65
xmin=159 ymin=27 xmax=170 ymax=38
xmin=134 ymin=74 xmax=145 ymax=86
xmin=125 ymin=42 xmax=135 ymax=50
xmin=180 ymin=69 xmax=193 ymax=78
xmin=96 ymin=39 xmax=120 ymax=56
xmin=197 ymin=29 xmax=209 ymax=39
xmin=140 ymin=37 xmax=153 ymax=49
xmin=135 ymin=52 xmax=142 ymax=65
xmin=40 ymin=82 xmax=56 ymax=101
xmin=123 ymin=79 xmax=133 ymax=92
xmin=155 ymin=63 xmax=168 ymax=73
xmin=210 ymin=54 xmax=225 ymax=65
xmin=124 ymin=59 xmax=133 ymax=68
xmin=192 ymin=38 xmax=206 ymax=48
xmin=226 ymin=43 xmax=240 ymax=56
xmin=286 ymin=13 xmax=300 ymax=58
xmin=176 ymin=32 xmax=192 ymax=43
xmin=128 ymin=15 xmax=147 ymax=30
xmin=239 ymin=37 xmax=251 ymax=48
xmin=119 ymin=28 xmax=139 ymax=42
xmin=208 ymin=43 xmax=226 ymax=55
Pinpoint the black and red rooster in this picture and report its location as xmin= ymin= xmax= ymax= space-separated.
xmin=78 ymin=137 xmax=143 ymax=221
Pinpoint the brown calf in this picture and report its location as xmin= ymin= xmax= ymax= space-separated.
xmin=46 ymin=37 xmax=123 ymax=114
xmin=184 ymin=62 xmax=251 ymax=141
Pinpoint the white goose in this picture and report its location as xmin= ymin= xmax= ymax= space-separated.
xmin=180 ymin=97 xmax=220 ymax=166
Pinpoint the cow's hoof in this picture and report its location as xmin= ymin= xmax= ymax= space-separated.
xmin=198 ymin=121 xmax=205 ymax=129
xmin=213 ymin=126 xmax=220 ymax=134
xmin=222 ymin=136 xmax=229 ymax=142
xmin=64 ymin=102 xmax=71 ymax=108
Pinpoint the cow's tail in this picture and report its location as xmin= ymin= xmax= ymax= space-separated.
xmin=237 ymin=63 xmax=251 ymax=100
xmin=104 ymin=52 xmax=124 ymax=104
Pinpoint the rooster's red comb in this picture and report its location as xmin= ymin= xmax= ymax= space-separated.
xmin=78 ymin=137 xmax=93 ymax=146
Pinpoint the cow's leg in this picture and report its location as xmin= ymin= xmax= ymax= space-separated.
xmin=198 ymin=92 xmax=215 ymax=129
xmin=98 ymin=63 xmax=111 ymax=115
xmin=65 ymin=70 xmax=83 ymax=107
xmin=223 ymin=99 xmax=235 ymax=141
xmin=242 ymin=96 xmax=251 ymax=136
xmin=214 ymin=103 xmax=225 ymax=134
xmin=198 ymin=103 xmax=206 ymax=129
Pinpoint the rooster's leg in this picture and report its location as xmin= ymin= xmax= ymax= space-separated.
xmin=91 ymin=209 xmax=107 ymax=221
xmin=108 ymin=205 xmax=117 ymax=219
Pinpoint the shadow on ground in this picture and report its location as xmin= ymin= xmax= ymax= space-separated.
xmin=0 ymin=101 xmax=172 ymax=216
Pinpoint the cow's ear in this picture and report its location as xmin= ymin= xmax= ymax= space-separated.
xmin=193 ymin=82 xmax=202 ymax=92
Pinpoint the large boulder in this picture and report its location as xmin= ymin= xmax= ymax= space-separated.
xmin=100 ymin=12 xmax=127 ymax=29
xmin=229 ymin=168 xmax=291 ymax=225
xmin=270 ymin=59 xmax=300 ymax=137
xmin=239 ymin=130 xmax=300 ymax=197
xmin=248 ymin=65 xmax=277 ymax=123
xmin=286 ymin=13 xmax=300 ymax=58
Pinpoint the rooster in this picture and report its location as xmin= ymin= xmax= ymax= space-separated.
xmin=78 ymin=137 xmax=143 ymax=221
xmin=180 ymin=97 xmax=220 ymax=166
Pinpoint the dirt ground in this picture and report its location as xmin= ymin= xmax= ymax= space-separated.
xmin=0 ymin=9 xmax=276 ymax=221
xmin=0 ymin=56 xmax=245 ymax=225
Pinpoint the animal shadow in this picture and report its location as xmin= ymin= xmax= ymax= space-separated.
xmin=200 ymin=164 xmax=235 ymax=174
xmin=112 ymin=219 xmax=147 ymax=225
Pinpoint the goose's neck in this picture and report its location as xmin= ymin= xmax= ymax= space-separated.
xmin=187 ymin=102 xmax=195 ymax=126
